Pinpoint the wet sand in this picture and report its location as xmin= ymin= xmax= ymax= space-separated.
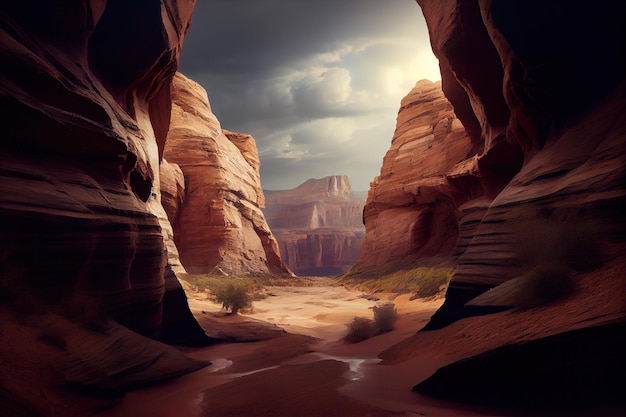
xmin=100 ymin=285 xmax=507 ymax=417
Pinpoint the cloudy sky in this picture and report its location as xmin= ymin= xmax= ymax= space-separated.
xmin=178 ymin=0 xmax=440 ymax=191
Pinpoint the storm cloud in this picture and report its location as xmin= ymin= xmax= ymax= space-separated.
xmin=178 ymin=0 xmax=440 ymax=190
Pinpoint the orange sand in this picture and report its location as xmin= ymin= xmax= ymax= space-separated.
xmin=100 ymin=285 xmax=513 ymax=417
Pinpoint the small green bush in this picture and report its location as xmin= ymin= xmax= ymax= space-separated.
xmin=212 ymin=281 xmax=253 ymax=314
xmin=345 ymin=317 xmax=376 ymax=343
xmin=346 ymin=302 xmax=399 ymax=343
xmin=373 ymin=302 xmax=398 ymax=333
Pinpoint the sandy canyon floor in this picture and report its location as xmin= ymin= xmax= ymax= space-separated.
xmin=96 ymin=282 xmax=501 ymax=417
xmin=99 ymin=280 xmax=620 ymax=417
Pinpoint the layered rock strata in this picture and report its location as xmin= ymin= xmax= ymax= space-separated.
xmin=417 ymin=0 xmax=626 ymax=329
xmin=381 ymin=0 xmax=626 ymax=410
xmin=0 ymin=1 xmax=213 ymax=415
xmin=163 ymin=72 xmax=289 ymax=277
xmin=348 ymin=80 xmax=477 ymax=276
xmin=263 ymin=176 xmax=365 ymax=276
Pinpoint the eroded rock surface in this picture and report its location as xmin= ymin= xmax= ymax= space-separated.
xmin=381 ymin=0 xmax=626 ymax=410
xmin=263 ymin=176 xmax=365 ymax=276
xmin=163 ymin=72 xmax=289 ymax=277
xmin=0 ymin=1 xmax=212 ymax=415
xmin=348 ymin=80 xmax=476 ymax=277
xmin=417 ymin=0 xmax=626 ymax=329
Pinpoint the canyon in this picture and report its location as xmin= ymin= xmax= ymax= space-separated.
xmin=263 ymin=176 xmax=366 ymax=276
xmin=0 ymin=0 xmax=624 ymax=416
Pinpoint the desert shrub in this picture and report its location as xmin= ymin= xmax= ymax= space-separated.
xmin=345 ymin=316 xmax=377 ymax=343
xmin=515 ymin=208 xmax=603 ymax=308
xmin=373 ymin=302 xmax=398 ymax=333
xmin=514 ymin=263 xmax=573 ymax=308
xmin=181 ymin=274 xmax=265 ymax=299
xmin=212 ymin=281 xmax=253 ymax=314
xmin=513 ymin=207 xmax=602 ymax=307
xmin=517 ymin=208 xmax=602 ymax=273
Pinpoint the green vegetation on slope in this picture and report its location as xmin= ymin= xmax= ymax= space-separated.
xmin=339 ymin=267 xmax=454 ymax=299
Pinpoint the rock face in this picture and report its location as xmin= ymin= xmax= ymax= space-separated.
xmin=380 ymin=0 xmax=626 ymax=410
xmin=348 ymin=80 xmax=477 ymax=276
xmin=163 ymin=72 xmax=289 ymax=277
xmin=416 ymin=0 xmax=626 ymax=329
xmin=263 ymin=176 xmax=365 ymax=276
xmin=0 ymin=1 xmax=216 ymax=415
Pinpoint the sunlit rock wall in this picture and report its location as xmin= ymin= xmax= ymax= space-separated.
xmin=348 ymin=80 xmax=477 ymax=277
xmin=163 ymin=72 xmax=290 ymax=277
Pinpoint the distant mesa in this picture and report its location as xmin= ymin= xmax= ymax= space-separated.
xmin=263 ymin=175 xmax=366 ymax=276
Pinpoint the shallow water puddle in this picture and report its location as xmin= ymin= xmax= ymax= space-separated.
xmin=283 ymin=352 xmax=382 ymax=381
xmin=206 ymin=358 xmax=233 ymax=372
xmin=317 ymin=353 xmax=382 ymax=381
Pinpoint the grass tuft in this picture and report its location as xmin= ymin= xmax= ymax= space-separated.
xmin=343 ymin=267 xmax=453 ymax=299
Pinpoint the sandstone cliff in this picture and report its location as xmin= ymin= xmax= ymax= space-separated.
xmin=263 ymin=176 xmax=365 ymax=276
xmin=416 ymin=0 xmax=626 ymax=328
xmin=381 ymin=0 xmax=626 ymax=410
xmin=0 ymin=2 xmax=213 ymax=415
xmin=163 ymin=72 xmax=289 ymax=277
xmin=348 ymin=80 xmax=476 ymax=276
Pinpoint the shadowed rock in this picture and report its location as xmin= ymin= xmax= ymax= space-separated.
xmin=0 ymin=1 xmax=214 ymax=415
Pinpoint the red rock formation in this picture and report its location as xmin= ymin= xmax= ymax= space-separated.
xmin=263 ymin=176 xmax=365 ymax=276
xmin=380 ymin=0 xmax=626 ymax=409
xmin=163 ymin=72 xmax=289 ymax=277
xmin=160 ymin=158 xmax=186 ymax=225
xmin=416 ymin=0 xmax=626 ymax=328
xmin=0 ymin=1 xmax=214 ymax=414
xmin=348 ymin=80 xmax=476 ymax=276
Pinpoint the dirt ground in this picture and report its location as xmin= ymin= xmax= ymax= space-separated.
xmin=100 ymin=283 xmax=515 ymax=417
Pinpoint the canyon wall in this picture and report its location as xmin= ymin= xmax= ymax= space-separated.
xmin=417 ymin=0 xmax=626 ymax=328
xmin=163 ymin=72 xmax=289 ymax=277
xmin=381 ymin=0 xmax=626 ymax=409
xmin=263 ymin=176 xmax=365 ymax=276
xmin=348 ymin=80 xmax=478 ymax=277
xmin=0 ymin=2 xmax=215 ymax=415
